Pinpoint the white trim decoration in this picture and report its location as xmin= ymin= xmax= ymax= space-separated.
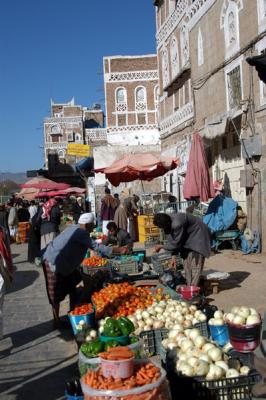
xmin=160 ymin=101 xmax=194 ymax=135
xmin=107 ymin=124 xmax=158 ymax=134
xmin=197 ymin=28 xmax=204 ymax=66
xmin=181 ymin=25 xmax=190 ymax=67
xmin=162 ymin=47 xmax=170 ymax=89
xmin=156 ymin=0 xmax=189 ymax=48
xmin=170 ymin=35 xmax=180 ymax=80
xmin=44 ymin=116 xmax=82 ymax=125
xmin=105 ymin=70 xmax=158 ymax=83
xmin=221 ymin=0 xmax=242 ymax=59
xmin=45 ymin=142 xmax=67 ymax=149
xmin=85 ymin=128 xmax=107 ymax=143
xmin=187 ymin=0 xmax=217 ymax=31
xmin=135 ymin=86 xmax=147 ymax=111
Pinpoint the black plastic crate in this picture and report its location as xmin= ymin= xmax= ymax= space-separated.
xmin=194 ymin=321 xmax=209 ymax=338
xmin=139 ymin=328 xmax=169 ymax=357
xmin=166 ymin=370 xmax=261 ymax=400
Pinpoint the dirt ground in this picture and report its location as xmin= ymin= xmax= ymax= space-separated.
xmin=204 ymin=250 xmax=266 ymax=315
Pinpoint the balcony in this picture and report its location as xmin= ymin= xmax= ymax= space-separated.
xmin=160 ymin=102 xmax=194 ymax=137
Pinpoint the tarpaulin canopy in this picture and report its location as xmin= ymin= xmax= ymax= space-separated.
xmin=94 ymin=153 xmax=179 ymax=187
xmin=34 ymin=187 xmax=86 ymax=198
xmin=20 ymin=177 xmax=70 ymax=191
xmin=183 ymin=132 xmax=214 ymax=202
xmin=246 ymin=54 xmax=266 ymax=83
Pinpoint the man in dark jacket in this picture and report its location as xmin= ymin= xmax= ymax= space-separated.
xmin=153 ymin=213 xmax=211 ymax=286
xmin=104 ymin=221 xmax=133 ymax=250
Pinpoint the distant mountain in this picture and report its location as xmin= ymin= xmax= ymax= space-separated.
xmin=0 ymin=172 xmax=27 ymax=184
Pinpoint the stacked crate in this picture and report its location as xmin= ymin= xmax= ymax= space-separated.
xmin=137 ymin=215 xmax=160 ymax=244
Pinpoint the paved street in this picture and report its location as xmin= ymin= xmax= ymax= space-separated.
xmin=0 ymin=244 xmax=77 ymax=400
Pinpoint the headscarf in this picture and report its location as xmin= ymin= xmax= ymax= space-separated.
xmin=42 ymin=199 xmax=57 ymax=221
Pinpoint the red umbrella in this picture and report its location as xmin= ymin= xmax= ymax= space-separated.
xmin=183 ymin=132 xmax=214 ymax=202
xmin=94 ymin=153 xmax=179 ymax=187
xmin=20 ymin=177 xmax=70 ymax=190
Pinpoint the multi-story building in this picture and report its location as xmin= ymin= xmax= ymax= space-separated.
xmin=153 ymin=0 xmax=266 ymax=250
xmin=85 ymin=55 xmax=161 ymax=193
xmin=44 ymin=98 xmax=104 ymax=166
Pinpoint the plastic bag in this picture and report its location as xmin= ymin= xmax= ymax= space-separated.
xmin=159 ymin=269 xmax=185 ymax=289
xmin=81 ymin=360 xmax=171 ymax=400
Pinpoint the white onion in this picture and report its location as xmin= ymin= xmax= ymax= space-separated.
xmin=202 ymin=343 xmax=216 ymax=353
xmin=212 ymin=318 xmax=224 ymax=326
xmin=194 ymin=360 xmax=209 ymax=376
xmin=192 ymin=318 xmax=199 ymax=325
xmin=226 ymin=368 xmax=239 ymax=378
xmin=183 ymin=320 xmax=192 ymax=328
xmin=180 ymin=338 xmax=194 ymax=352
xmin=188 ymin=328 xmax=201 ymax=341
xmin=214 ymin=310 xmax=224 ymax=319
xmin=179 ymin=362 xmax=194 ymax=377
xmin=249 ymin=307 xmax=259 ymax=316
xmin=231 ymin=306 xmax=240 ymax=314
xmin=199 ymin=354 xmax=211 ymax=363
xmin=208 ymin=347 xmax=222 ymax=362
xmin=208 ymin=318 xmax=216 ymax=326
xmin=232 ymin=315 xmax=245 ymax=325
xmin=198 ymin=313 xmax=207 ymax=322
xmin=136 ymin=314 xmax=143 ymax=321
xmin=176 ymin=315 xmax=185 ymax=324
xmin=238 ymin=307 xmax=250 ymax=319
xmin=145 ymin=317 xmax=154 ymax=326
xmin=224 ymin=313 xmax=234 ymax=323
xmin=194 ymin=310 xmax=202 ymax=319
xmin=240 ymin=366 xmax=250 ymax=375
xmin=143 ymin=325 xmax=151 ymax=331
xmin=155 ymin=306 xmax=163 ymax=314
xmin=246 ymin=315 xmax=260 ymax=325
xmin=215 ymin=361 xmax=229 ymax=372
xmin=187 ymin=356 xmax=199 ymax=368
xmin=194 ymin=336 xmax=206 ymax=349
xmin=207 ymin=364 xmax=224 ymax=380
xmin=167 ymin=341 xmax=177 ymax=350
xmin=153 ymin=320 xmax=164 ymax=329
xmin=161 ymin=339 xmax=169 ymax=348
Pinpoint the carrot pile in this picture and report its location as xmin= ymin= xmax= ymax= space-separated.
xmin=99 ymin=346 xmax=134 ymax=361
xmin=83 ymin=363 xmax=161 ymax=391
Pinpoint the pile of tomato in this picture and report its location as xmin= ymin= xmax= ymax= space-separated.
xmin=82 ymin=255 xmax=108 ymax=268
xmin=70 ymin=303 xmax=94 ymax=316
xmin=92 ymin=282 xmax=166 ymax=318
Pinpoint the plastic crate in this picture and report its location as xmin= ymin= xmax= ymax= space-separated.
xmin=138 ymin=225 xmax=159 ymax=235
xmin=166 ymin=370 xmax=261 ymax=400
xmin=151 ymin=252 xmax=172 ymax=274
xmin=110 ymin=256 xmax=139 ymax=275
xmin=81 ymin=264 xmax=113 ymax=276
xmin=139 ymin=328 xmax=169 ymax=357
xmin=194 ymin=321 xmax=209 ymax=338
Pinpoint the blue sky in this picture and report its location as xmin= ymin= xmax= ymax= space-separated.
xmin=0 ymin=0 xmax=156 ymax=173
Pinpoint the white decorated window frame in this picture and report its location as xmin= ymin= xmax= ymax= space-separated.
xmin=257 ymin=0 xmax=266 ymax=33
xmin=220 ymin=0 xmax=243 ymax=60
xmin=224 ymin=56 xmax=243 ymax=112
xmin=135 ymin=86 xmax=147 ymax=125
xmin=180 ymin=25 xmax=189 ymax=68
xmin=170 ymin=35 xmax=180 ymax=80
xmin=197 ymin=28 xmax=204 ymax=67
xmin=115 ymin=87 xmax=128 ymax=126
xmin=57 ymin=149 xmax=65 ymax=158
xmin=162 ymin=47 xmax=170 ymax=89
xmin=255 ymin=37 xmax=266 ymax=106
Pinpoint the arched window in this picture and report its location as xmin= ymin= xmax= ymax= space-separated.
xmin=162 ymin=48 xmax=170 ymax=88
xmin=197 ymin=28 xmax=204 ymax=66
xmin=170 ymin=36 xmax=179 ymax=79
xmin=220 ymin=0 xmax=242 ymax=58
xmin=115 ymin=87 xmax=127 ymax=112
xmin=180 ymin=25 xmax=189 ymax=67
xmin=67 ymin=132 xmax=73 ymax=142
xmin=135 ymin=87 xmax=147 ymax=111
xmin=58 ymin=150 xmax=65 ymax=158
xmin=75 ymin=133 xmax=82 ymax=142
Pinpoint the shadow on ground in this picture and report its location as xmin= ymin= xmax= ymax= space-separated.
xmin=0 ymin=356 xmax=77 ymax=399
xmin=217 ymin=271 xmax=250 ymax=292
xmin=6 ymin=270 xmax=39 ymax=294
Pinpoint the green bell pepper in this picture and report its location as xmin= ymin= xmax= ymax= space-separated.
xmin=117 ymin=317 xmax=135 ymax=336
xmin=81 ymin=340 xmax=104 ymax=357
xmin=103 ymin=318 xmax=122 ymax=337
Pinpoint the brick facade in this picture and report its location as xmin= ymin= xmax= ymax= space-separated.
xmin=154 ymin=0 xmax=266 ymax=250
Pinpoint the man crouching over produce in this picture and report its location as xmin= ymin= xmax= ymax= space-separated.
xmin=42 ymin=212 xmax=126 ymax=327
xmin=103 ymin=221 xmax=133 ymax=252
xmin=153 ymin=212 xmax=211 ymax=286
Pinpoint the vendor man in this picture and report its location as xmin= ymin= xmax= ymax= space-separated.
xmin=153 ymin=212 xmax=211 ymax=286
xmin=104 ymin=221 xmax=133 ymax=250
xmin=42 ymin=213 xmax=126 ymax=326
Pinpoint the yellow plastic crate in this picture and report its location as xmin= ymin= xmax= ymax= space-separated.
xmin=137 ymin=215 xmax=154 ymax=225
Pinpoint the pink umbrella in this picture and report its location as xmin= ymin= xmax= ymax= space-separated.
xmin=95 ymin=153 xmax=179 ymax=187
xmin=183 ymin=132 xmax=214 ymax=202
xmin=20 ymin=177 xmax=70 ymax=190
